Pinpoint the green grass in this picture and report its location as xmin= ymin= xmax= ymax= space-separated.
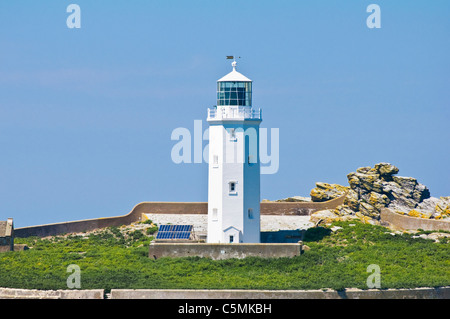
xmin=1 ymin=221 xmax=449 ymax=292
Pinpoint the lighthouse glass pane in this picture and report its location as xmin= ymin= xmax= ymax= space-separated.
xmin=217 ymin=82 xmax=252 ymax=106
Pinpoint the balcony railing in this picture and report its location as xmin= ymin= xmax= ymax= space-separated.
xmin=207 ymin=106 xmax=262 ymax=121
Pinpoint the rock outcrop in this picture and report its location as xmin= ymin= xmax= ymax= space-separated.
xmin=310 ymin=183 xmax=349 ymax=202
xmin=346 ymin=162 xmax=432 ymax=219
xmin=309 ymin=162 xmax=449 ymax=225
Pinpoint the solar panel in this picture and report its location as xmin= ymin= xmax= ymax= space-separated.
xmin=156 ymin=225 xmax=193 ymax=240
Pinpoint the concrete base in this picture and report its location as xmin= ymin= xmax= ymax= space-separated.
xmin=149 ymin=242 xmax=303 ymax=260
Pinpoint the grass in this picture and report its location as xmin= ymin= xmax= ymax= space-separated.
xmin=0 ymin=221 xmax=449 ymax=292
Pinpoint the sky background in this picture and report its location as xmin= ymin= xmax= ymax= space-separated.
xmin=0 ymin=1 xmax=449 ymax=227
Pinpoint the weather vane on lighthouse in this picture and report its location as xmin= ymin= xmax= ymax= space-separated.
xmin=226 ymin=55 xmax=241 ymax=70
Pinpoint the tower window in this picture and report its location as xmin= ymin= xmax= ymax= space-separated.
xmin=213 ymin=155 xmax=219 ymax=167
xmin=229 ymin=181 xmax=237 ymax=194
xmin=212 ymin=208 xmax=218 ymax=221
xmin=248 ymin=208 xmax=254 ymax=219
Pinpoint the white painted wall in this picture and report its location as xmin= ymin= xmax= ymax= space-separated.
xmin=207 ymin=120 xmax=261 ymax=243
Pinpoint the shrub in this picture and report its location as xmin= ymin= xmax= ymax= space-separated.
xmin=146 ymin=226 xmax=158 ymax=235
xmin=129 ymin=230 xmax=145 ymax=240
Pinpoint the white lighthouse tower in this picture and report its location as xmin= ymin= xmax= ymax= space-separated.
xmin=207 ymin=60 xmax=262 ymax=243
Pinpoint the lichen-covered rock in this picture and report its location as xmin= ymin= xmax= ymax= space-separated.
xmin=408 ymin=209 xmax=422 ymax=218
xmin=374 ymin=162 xmax=399 ymax=177
xmin=381 ymin=180 xmax=401 ymax=194
xmin=368 ymin=192 xmax=390 ymax=210
xmin=415 ymin=197 xmax=450 ymax=219
xmin=347 ymin=172 xmax=383 ymax=193
xmin=359 ymin=201 xmax=379 ymax=218
xmin=356 ymin=166 xmax=378 ymax=175
xmin=412 ymin=183 xmax=430 ymax=202
xmin=334 ymin=204 xmax=356 ymax=217
xmin=421 ymin=212 xmax=432 ymax=219
xmin=309 ymin=209 xmax=340 ymax=224
xmin=392 ymin=176 xmax=417 ymax=193
xmin=344 ymin=189 xmax=359 ymax=211
xmin=345 ymin=163 xmax=436 ymax=220
xmin=433 ymin=203 xmax=450 ymax=219
xmin=309 ymin=208 xmax=357 ymax=224
xmin=408 ymin=209 xmax=432 ymax=219
xmin=388 ymin=189 xmax=419 ymax=210
xmin=310 ymin=182 xmax=349 ymax=202
xmin=355 ymin=212 xmax=373 ymax=224
xmin=441 ymin=196 xmax=450 ymax=203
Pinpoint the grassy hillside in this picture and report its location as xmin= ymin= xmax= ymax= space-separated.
xmin=1 ymin=221 xmax=449 ymax=292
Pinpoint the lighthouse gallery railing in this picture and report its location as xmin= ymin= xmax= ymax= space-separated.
xmin=207 ymin=107 xmax=262 ymax=120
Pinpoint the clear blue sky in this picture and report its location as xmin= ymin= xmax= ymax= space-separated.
xmin=1 ymin=1 xmax=449 ymax=227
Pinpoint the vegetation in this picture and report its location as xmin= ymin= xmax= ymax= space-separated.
xmin=0 ymin=221 xmax=449 ymax=292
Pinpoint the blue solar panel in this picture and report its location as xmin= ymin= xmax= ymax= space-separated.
xmin=156 ymin=225 xmax=193 ymax=240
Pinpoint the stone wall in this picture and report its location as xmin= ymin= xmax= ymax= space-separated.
xmin=15 ymin=196 xmax=346 ymax=238
xmin=14 ymin=202 xmax=206 ymax=237
xmin=109 ymin=287 xmax=450 ymax=299
xmin=1 ymin=286 xmax=448 ymax=299
xmin=0 ymin=288 xmax=104 ymax=299
xmin=260 ymin=194 xmax=346 ymax=215
xmin=381 ymin=208 xmax=450 ymax=231
xmin=149 ymin=242 xmax=303 ymax=260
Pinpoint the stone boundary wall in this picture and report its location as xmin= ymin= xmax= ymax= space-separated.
xmin=149 ymin=242 xmax=302 ymax=260
xmin=1 ymin=286 xmax=448 ymax=299
xmin=0 ymin=288 xmax=104 ymax=299
xmin=15 ymin=196 xmax=346 ymax=238
xmin=110 ymin=287 xmax=450 ymax=299
xmin=15 ymin=202 xmax=149 ymax=238
xmin=260 ymin=194 xmax=346 ymax=215
xmin=381 ymin=208 xmax=450 ymax=231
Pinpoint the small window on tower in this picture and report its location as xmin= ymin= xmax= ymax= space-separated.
xmin=229 ymin=181 xmax=237 ymax=194
xmin=212 ymin=208 xmax=218 ymax=221
xmin=248 ymin=208 xmax=254 ymax=219
xmin=213 ymin=155 xmax=219 ymax=167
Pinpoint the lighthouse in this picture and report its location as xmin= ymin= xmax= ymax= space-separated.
xmin=207 ymin=60 xmax=262 ymax=243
